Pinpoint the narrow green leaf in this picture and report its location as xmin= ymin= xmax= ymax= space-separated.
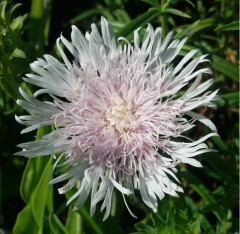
xmin=114 ymin=9 xmax=131 ymax=23
xmin=215 ymin=22 xmax=239 ymax=31
xmin=10 ymin=3 xmax=22 ymax=14
xmin=135 ymin=223 xmax=157 ymax=234
xmin=10 ymin=14 xmax=28 ymax=31
xmin=212 ymin=55 xmax=239 ymax=81
xmin=70 ymin=8 xmax=105 ymax=24
xmin=176 ymin=18 xmax=215 ymax=39
xmin=13 ymin=204 xmax=39 ymax=234
xmin=32 ymin=157 xmax=52 ymax=230
xmin=0 ymin=1 xmax=7 ymax=20
xmin=202 ymin=153 xmax=237 ymax=180
xmin=181 ymin=170 xmax=216 ymax=204
xmin=200 ymin=216 xmax=215 ymax=234
xmin=140 ymin=0 xmax=158 ymax=6
xmin=200 ymin=203 xmax=223 ymax=215
xmin=151 ymin=213 xmax=165 ymax=232
xmin=220 ymin=92 xmax=239 ymax=106
xmin=19 ymin=117 xmax=52 ymax=204
xmin=12 ymin=48 xmax=27 ymax=59
xmin=189 ymin=217 xmax=201 ymax=234
xmin=164 ymin=8 xmax=191 ymax=18
xmin=223 ymin=183 xmax=238 ymax=209
xmin=49 ymin=213 xmax=68 ymax=234
xmin=190 ymin=184 xmax=215 ymax=204
xmin=20 ymin=156 xmax=49 ymax=203
xmin=116 ymin=9 xmax=160 ymax=38
xmin=211 ymin=136 xmax=229 ymax=152
xmin=46 ymin=182 xmax=54 ymax=213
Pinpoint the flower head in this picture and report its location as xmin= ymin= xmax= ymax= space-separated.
xmin=16 ymin=17 xmax=218 ymax=220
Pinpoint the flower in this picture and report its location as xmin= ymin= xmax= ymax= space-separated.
xmin=16 ymin=17 xmax=218 ymax=220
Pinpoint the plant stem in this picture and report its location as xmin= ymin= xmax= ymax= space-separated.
xmin=160 ymin=0 xmax=168 ymax=38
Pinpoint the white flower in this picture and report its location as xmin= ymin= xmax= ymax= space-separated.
xmin=16 ymin=17 xmax=218 ymax=220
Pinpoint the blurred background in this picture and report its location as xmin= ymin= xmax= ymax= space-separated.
xmin=0 ymin=0 xmax=239 ymax=233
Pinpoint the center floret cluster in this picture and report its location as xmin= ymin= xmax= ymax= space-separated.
xmin=106 ymin=102 xmax=135 ymax=133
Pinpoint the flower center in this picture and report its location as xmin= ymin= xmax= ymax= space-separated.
xmin=106 ymin=103 xmax=135 ymax=133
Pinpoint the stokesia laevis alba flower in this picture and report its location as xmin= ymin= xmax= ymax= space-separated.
xmin=16 ymin=17 xmax=219 ymax=220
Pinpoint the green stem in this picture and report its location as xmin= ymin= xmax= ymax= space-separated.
xmin=160 ymin=0 xmax=168 ymax=38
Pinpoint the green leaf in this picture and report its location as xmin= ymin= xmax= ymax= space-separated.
xmin=212 ymin=55 xmax=239 ymax=81
xmin=202 ymin=153 xmax=237 ymax=181
xmin=176 ymin=18 xmax=215 ymax=39
xmin=20 ymin=156 xmax=49 ymax=203
xmin=49 ymin=213 xmax=68 ymax=234
xmin=70 ymin=8 xmax=105 ymax=24
xmin=12 ymin=48 xmax=27 ymax=58
xmin=164 ymin=8 xmax=191 ymax=18
xmin=211 ymin=136 xmax=229 ymax=152
xmin=223 ymin=183 xmax=238 ymax=210
xmin=32 ymin=157 xmax=52 ymax=230
xmin=0 ymin=1 xmax=7 ymax=20
xmin=114 ymin=9 xmax=131 ymax=23
xmin=215 ymin=22 xmax=239 ymax=31
xmin=13 ymin=204 xmax=39 ymax=234
xmin=200 ymin=203 xmax=223 ymax=215
xmin=189 ymin=217 xmax=201 ymax=234
xmin=20 ymin=127 xmax=50 ymax=203
xmin=220 ymin=92 xmax=239 ymax=106
xmin=10 ymin=14 xmax=28 ymax=31
xmin=151 ymin=213 xmax=165 ymax=232
xmin=10 ymin=3 xmax=23 ymax=14
xmin=116 ymin=9 xmax=160 ymax=38
xmin=46 ymin=184 xmax=54 ymax=213
xmin=181 ymin=170 xmax=216 ymax=204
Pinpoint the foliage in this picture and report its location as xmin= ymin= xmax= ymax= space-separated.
xmin=0 ymin=0 xmax=239 ymax=233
